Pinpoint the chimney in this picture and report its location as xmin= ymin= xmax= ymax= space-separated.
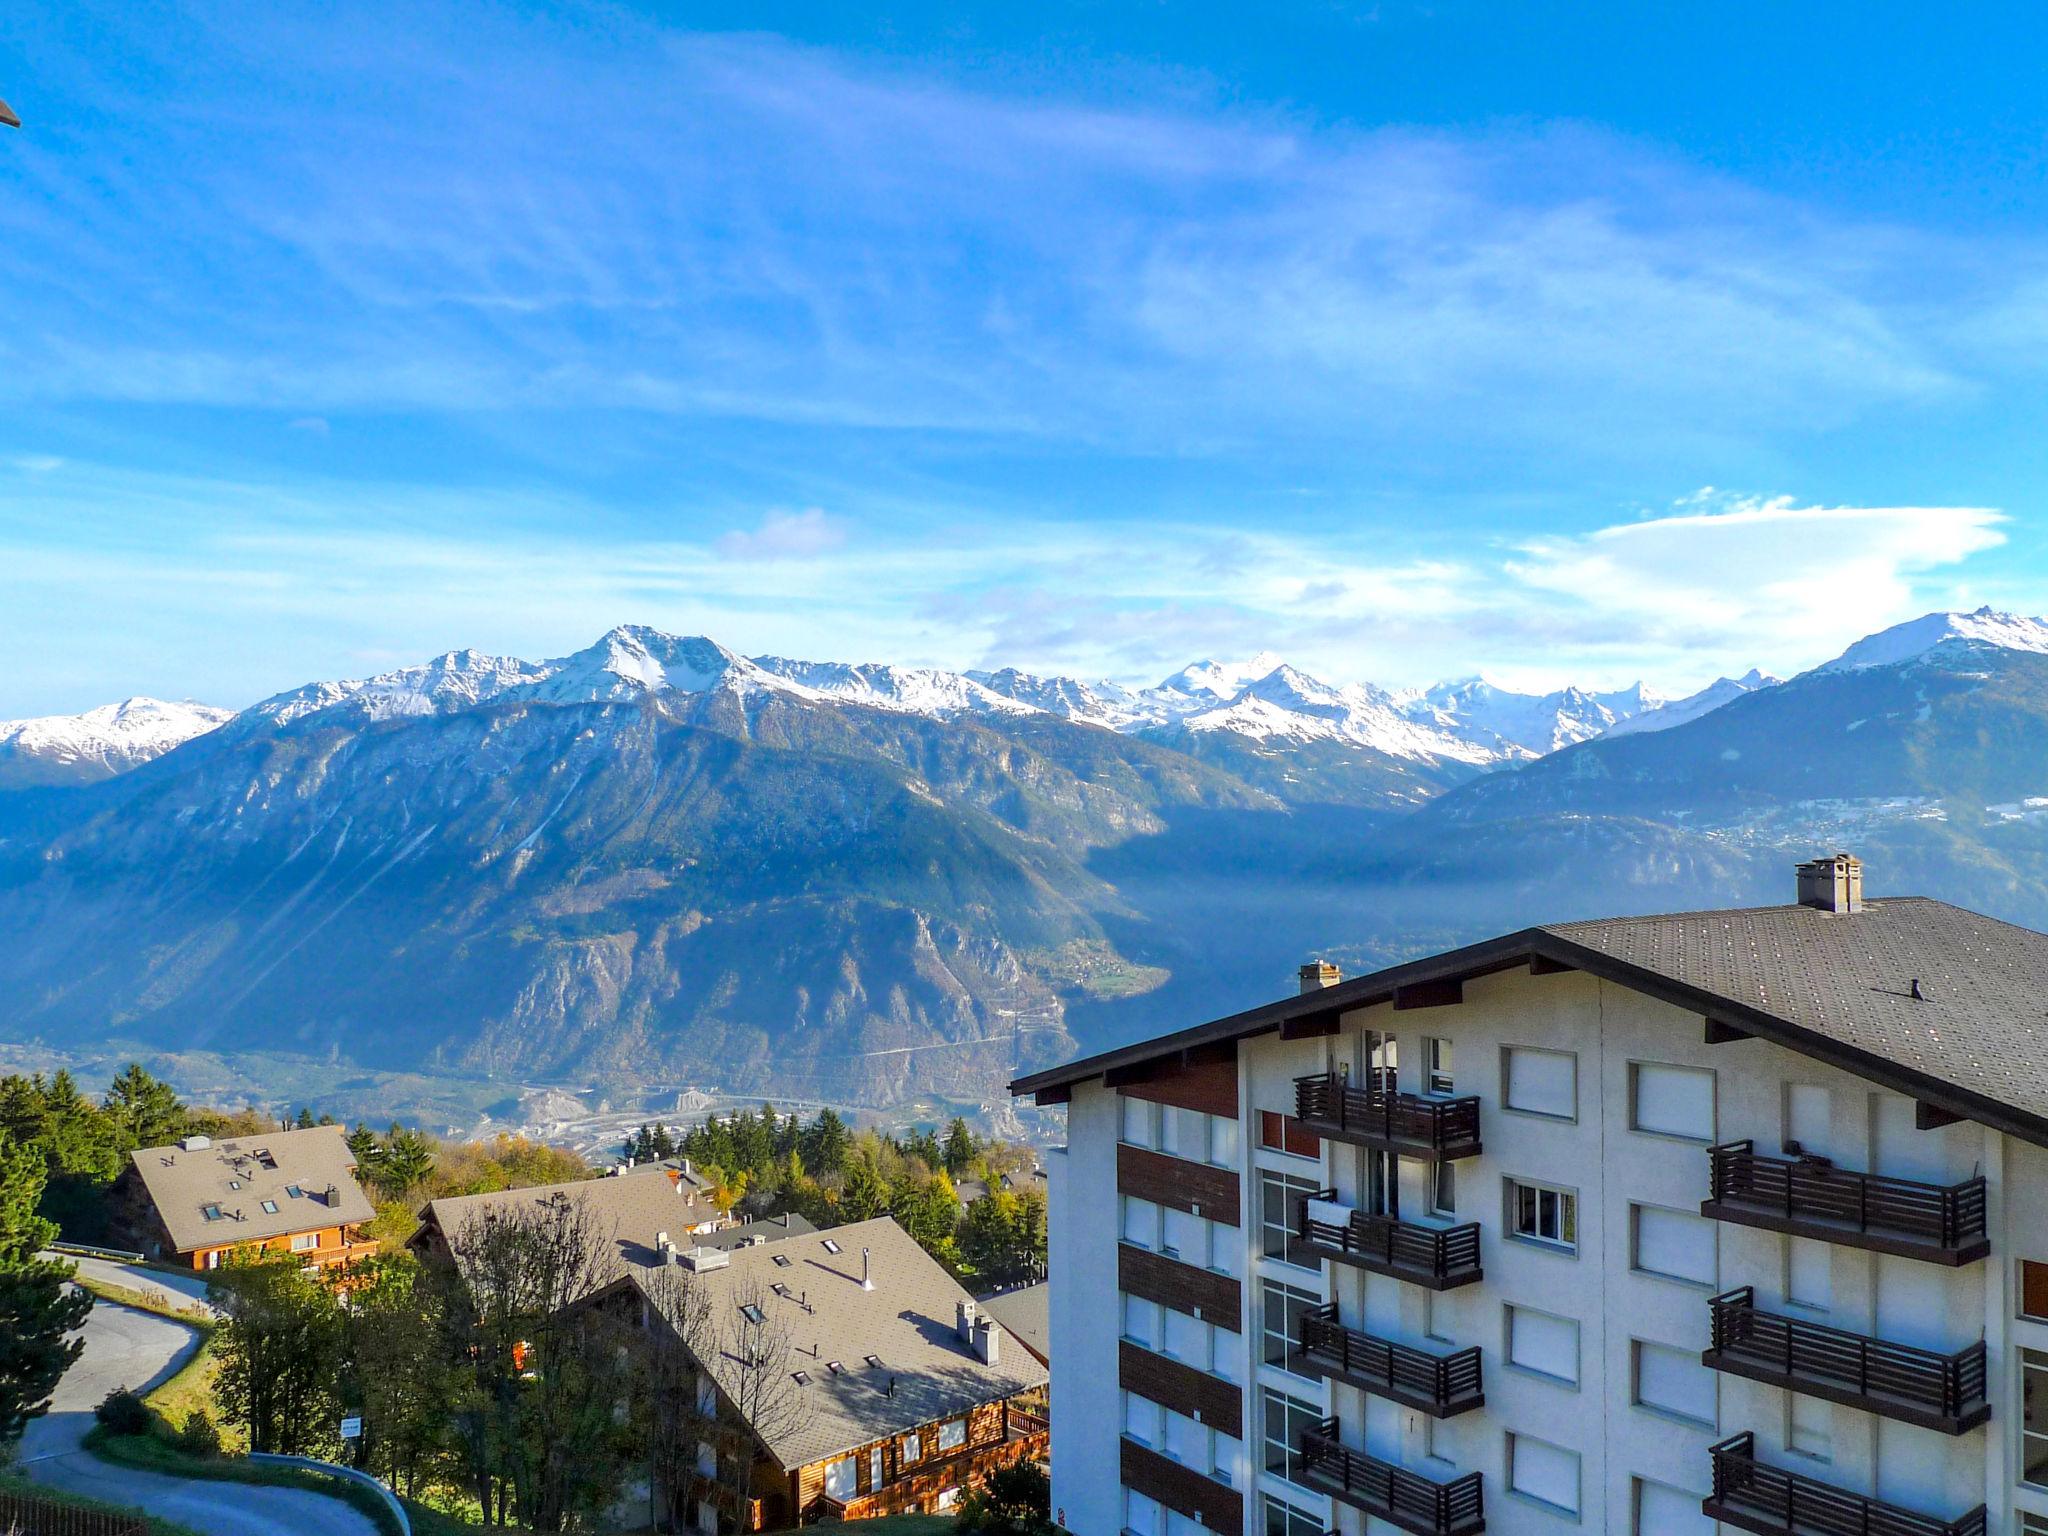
xmin=1796 ymin=853 xmax=1863 ymax=913
xmin=973 ymin=1316 xmax=1000 ymax=1366
xmin=1299 ymin=960 xmax=1341 ymax=994
xmin=324 ymin=1182 xmax=339 ymax=1207
xmin=861 ymin=1247 xmax=873 ymax=1291
xmin=956 ymin=1297 xmax=978 ymax=1342
xmin=656 ymin=1230 xmax=673 ymax=1262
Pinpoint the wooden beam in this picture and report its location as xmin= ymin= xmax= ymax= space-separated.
xmin=1704 ymin=1018 xmax=1752 ymax=1045
xmin=1033 ymin=1084 xmax=1071 ymax=1106
xmin=1915 ymin=1101 xmax=1964 ymax=1131
xmin=1103 ymin=1059 xmax=1165 ymax=1089
xmin=1280 ymin=1009 xmax=1341 ymax=1041
xmin=1393 ymin=979 xmax=1463 ymax=1011
xmin=1528 ymin=954 xmax=1575 ymax=976
xmin=1182 ymin=1039 xmax=1239 ymax=1068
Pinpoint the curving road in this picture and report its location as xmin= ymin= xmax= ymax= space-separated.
xmin=15 ymin=1268 xmax=380 ymax=1536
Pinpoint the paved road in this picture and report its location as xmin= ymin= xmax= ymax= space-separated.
xmin=62 ymin=1254 xmax=220 ymax=1314
xmin=16 ymin=1280 xmax=379 ymax=1536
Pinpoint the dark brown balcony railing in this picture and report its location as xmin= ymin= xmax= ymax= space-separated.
xmin=1296 ymin=1304 xmax=1484 ymax=1417
xmin=1300 ymin=1419 xmax=1484 ymax=1536
xmin=1704 ymin=1287 xmax=1989 ymax=1434
xmin=1294 ymin=1190 xmax=1483 ymax=1291
xmin=1293 ymin=1071 xmax=1483 ymax=1159
xmin=1703 ymin=1432 xmax=1986 ymax=1536
xmin=1701 ymin=1141 xmax=1989 ymax=1265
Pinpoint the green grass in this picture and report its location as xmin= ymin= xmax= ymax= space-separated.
xmin=399 ymin=1492 xmax=536 ymax=1535
xmin=68 ymin=1272 xmax=236 ymax=1452
xmin=84 ymin=1428 xmax=403 ymax=1536
xmin=0 ymin=1470 xmax=207 ymax=1536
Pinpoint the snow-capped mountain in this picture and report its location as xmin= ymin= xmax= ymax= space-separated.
xmin=0 ymin=697 xmax=233 ymax=788
xmin=1819 ymin=606 xmax=2048 ymax=672
xmin=964 ymin=668 xmax=1149 ymax=730
xmin=1174 ymin=664 xmax=1501 ymax=764
xmin=750 ymin=656 xmax=1037 ymax=719
xmin=1598 ymin=669 xmax=1778 ymax=739
xmin=1395 ymin=678 xmax=1667 ymax=758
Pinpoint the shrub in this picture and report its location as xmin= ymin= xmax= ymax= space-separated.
xmin=174 ymin=1409 xmax=222 ymax=1458
xmin=95 ymin=1388 xmax=151 ymax=1436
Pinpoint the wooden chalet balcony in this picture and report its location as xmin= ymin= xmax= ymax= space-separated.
xmin=1703 ymin=1287 xmax=1989 ymax=1434
xmin=1294 ymin=1190 xmax=1482 ymax=1291
xmin=1299 ymin=1419 xmax=1484 ymax=1536
xmin=1703 ymin=1432 xmax=1986 ymax=1536
xmin=1295 ymin=1304 xmax=1484 ymax=1417
xmin=1700 ymin=1140 xmax=1990 ymax=1265
xmin=1292 ymin=1071 xmax=1483 ymax=1160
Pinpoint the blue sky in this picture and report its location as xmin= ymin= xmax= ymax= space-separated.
xmin=4 ymin=1 xmax=2048 ymax=715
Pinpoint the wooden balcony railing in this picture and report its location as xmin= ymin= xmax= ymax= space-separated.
xmin=1299 ymin=1419 xmax=1484 ymax=1536
xmin=1701 ymin=1141 xmax=1989 ymax=1265
xmin=1293 ymin=1072 xmax=1483 ymax=1159
xmin=1296 ymin=1304 xmax=1483 ymax=1417
xmin=1704 ymin=1287 xmax=1989 ymax=1434
xmin=1294 ymin=1190 xmax=1483 ymax=1291
xmin=1703 ymin=1432 xmax=1986 ymax=1536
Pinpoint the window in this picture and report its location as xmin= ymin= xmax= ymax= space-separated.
xmin=1787 ymin=1236 xmax=1831 ymax=1311
xmin=1123 ymin=1389 xmax=1164 ymax=1444
xmin=1122 ymin=1096 xmax=1158 ymax=1149
xmin=739 ymin=1304 xmax=765 ymax=1325
xmin=1259 ymin=1111 xmax=1320 ymax=1160
xmin=201 ymin=1204 xmax=223 ymax=1222
xmin=791 ymin=1370 xmax=810 ymax=1385
xmin=823 ymin=1455 xmax=856 ymax=1500
xmin=1264 ymin=1492 xmax=1325 ymax=1536
xmin=1630 ymin=1063 xmax=1715 ymax=1141
xmin=821 ymin=1239 xmax=842 ymax=1254
xmin=1427 ymin=1038 xmax=1455 ymax=1095
xmin=1262 ymin=1280 xmax=1319 ymax=1376
xmin=1163 ymin=1307 xmax=1212 ymax=1369
xmin=773 ymin=1253 xmax=793 ymax=1268
xmin=1163 ymin=1205 xmax=1208 ymax=1265
xmin=1261 ymin=1388 xmax=1320 ymax=1486
xmin=825 ymin=1360 xmax=842 ymax=1375
xmin=2021 ymin=1514 xmax=2048 ymax=1535
xmin=290 ymin=1232 xmax=317 ymax=1252
xmin=2022 ymin=1260 xmax=2048 ymax=1322
xmin=253 ymin=1149 xmax=278 ymax=1169
xmin=2025 ymin=1349 xmax=2048 ymax=1487
xmin=938 ymin=1418 xmax=966 ymax=1452
xmin=1124 ymin=1488 xmax=1162 ymax=1536
xmin=261 ymin=1200 xmax=279 ymax=1214
xmin=1260 ymin=1171 xmax=1320 ymax=1268
xmin=1430 ymin=1160 xmax=1457 ymax=1217
xmin=1634 ymin=1478 xmax=1713 ymax=1535
xmin=1505 ymin=1305 xmax=1579 ymax=1385
xmin=1633 ymin=1340 xmax=1715 ymax=1425
xmin=1507 ymin=1433 xmax=1580 ymax=1516
xmin=1122 ymin=1195 xmax=1160 ymax=1249
xmin=901 ymin=1431 xmax=923 ymax=1464
xmin=1631 ymin=1204 xmax=1716 ymax=1287
xmin=1503 ymin=1047 xmax=1576 ymax=1119
xmin=1789 ymin=1392 xmax=1831 ymax=1462
xmin=1507 ymin=1178 xmax=1577 ymax=1252
xmin=1122 ymin=1293 xmax=1160 ymax=1349
xmin=285 ymin=1185 xmax=303 ymax=1199
xmin=865 ymin=1354 xmax=882 ymax=1368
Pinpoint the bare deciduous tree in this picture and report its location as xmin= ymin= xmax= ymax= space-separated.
xmin=634 ymin=1263 xmax=717 ymax=1533
xmin=717 ymin=1278 xmax=811 ymax=1527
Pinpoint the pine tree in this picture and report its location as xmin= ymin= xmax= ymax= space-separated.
xmin=0 ymin=1132 xmax=92 ymax=1445
xmin=838 ymin=1154 xmax=890 ymax=1221
xmin=803 ymin=1109 xmax=849 ymax=1175
xmin=101 ymin=1063 xmax=187 ymax=1150
xmin=942 ymin=1117 xmax=977 ymax=1176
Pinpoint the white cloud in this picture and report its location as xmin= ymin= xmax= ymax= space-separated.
xmin=713 ymin=508 xmax=847 ymax=561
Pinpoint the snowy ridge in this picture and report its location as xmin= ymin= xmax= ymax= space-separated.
xmin=1393 ymin=677 xmax=1666 ymax=757
xmin=751 ymin=656 xmax=1038 ymax=718
xmin=1599 ymin=670 xmax=1778 ymax=739
xmin=0 ymin=697 xmax=233 ymax=780
xmin=1176 ymin=664 xmax=1502 ymax=764
xmin=1819 ymin=607 xmax=2048 ymax=673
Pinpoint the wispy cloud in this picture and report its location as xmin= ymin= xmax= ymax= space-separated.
xmin=714 ymin=508 xmax=847 ymax=561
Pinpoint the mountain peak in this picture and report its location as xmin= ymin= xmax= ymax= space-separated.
xmin=1819 ymin=607 xmax=2048 ymax=673
xmin=1158 ymin=653 xmax=1287 ymax=701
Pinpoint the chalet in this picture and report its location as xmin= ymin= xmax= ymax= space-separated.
xmin=622 ymin=1216 xmax=1049 ymax=1531
xmin=112 ymin=1123 xmax=378 ymax=1271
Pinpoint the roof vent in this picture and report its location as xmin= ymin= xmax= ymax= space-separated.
xmin=1298 ymin=960 xmax=1341 ymax=993
xmin=1796 ymin=852 xmax=1863 ymax=913
xmin=679 ymin=1247 xmax=730 ymax=1272
xmin=179 ymin=1135 xmax=212 ymax=1152
xmin=956 ymin=1297 xmax=978 ymax=1343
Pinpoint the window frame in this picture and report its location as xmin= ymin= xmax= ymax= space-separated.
xmin=1631 ymin=1338 xmax=1717 ymax=1428
xmin=1503 ymin=1303 xmax=1580 ymax=1387
xmin=1505 ymin=1431 xmax=1582 ymax=1519
xmin=1259 ymin=1170 xmax=1321 ymax=1272
xmin=1627 ymin=1060 xmax=1717 ymax=1143
xmin=1261 ymin=1278 xmax=1320 ymax=1378
xmin=1426 ymin=1037 xmax=1455 ymax=1096
xmin=1501 ymin=1045 xmax=1579 ymax=1122
xmin=1260 ymin=1386 xmax=1322 ymax=1488
xmin=1629 ymin=1202 xmax=1717 ymax=1289
xmin=2023 ymin=1348 xmax=2048 ymax=1490
xmin=1259 ymin=1111 xmax=1321 ymax=1161
xmin=2021 ymin=1259 xmax=2048 ymax=1324
xmin=1505 ymin=1176 xmax=1579 ymax=1254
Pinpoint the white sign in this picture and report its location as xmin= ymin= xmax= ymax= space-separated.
xmin=339 ymin=1416 xmax=363 ymax=1440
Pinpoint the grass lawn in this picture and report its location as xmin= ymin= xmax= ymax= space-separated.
xmin=0 ymin=1470 xmax=207 ymax=1536
xmin=70 ymin=1270 xmax=240 ymax=1453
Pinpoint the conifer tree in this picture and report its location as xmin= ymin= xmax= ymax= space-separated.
xmin=0 ymin=1131 xmax=92 ymax=1445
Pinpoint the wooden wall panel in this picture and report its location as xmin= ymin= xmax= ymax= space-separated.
xmin=1120 ymin=1436 xmax=1244 ymax=1532
xmin=1118 ymin=1244 xmax=1242 ymax=1332
xmin=1119 ymin=1058 xmax=1239 ymax=1118
xmin=1117 ymin=1145 xmax=1240 ymax=1226
xmin=1119 ymin=1341 xmax=1242 ymax=1438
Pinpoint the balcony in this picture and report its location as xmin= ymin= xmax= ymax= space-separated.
xmin=1295 ymin=1304 xmax=1484 ymax=1417
xmin=1293 ymin=1071 xmax=1483 ymax=1160
xmin=1700 ymin=1141 xmax=1989 ymax=1266
xmin=1293 ymin=1190 xmax=1482 ymax=1290
xmin=1702 ymin=1432 xmax=1986 ymax=1536
xmin=1703 ymin=1287 xmax=1989 ymax=1434
xmin=1299 ymin=1418 xmax=1484 ymax=1536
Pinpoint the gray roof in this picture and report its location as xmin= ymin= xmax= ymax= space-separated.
xmin=631 ymin=1216 xmax=1046 ymax=1470
xmin=417 ymin=1165 xmax=729 ymax=1289
xmin=128 ymin=1124 xmax=376 ymax=1254
xmin=977 ymin=1283 xmax=1048 ymax=1364
xmin=1013 ymin=894 xmax=2048 ymax=1148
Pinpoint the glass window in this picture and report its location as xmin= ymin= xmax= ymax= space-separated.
xmin=1163 ymin=1107 xmax=1205 ymax=1161
xmin=1262 ymin=1280 xmax=1319 ymax=1376
xmin=1260 ymin=1171 xmax=1320 ymax=1268
xmin=1162 ymin=1205 xmax=1207 ymax=1264
xmin=1634 ymin=1478 xmax=1713 ymax=1535
xmin=201 ymin=1204 xmax=223 ymax=1221
xmin=938 ymin=1418 xmax=965 ymax=1452
xmin=900 ymin=1431 xmax=922 ymax=1464
xmin=1210 ymin=1114 xmax=1239 ymax=1167
xmin=2023 ymin=1260 xmax=2048 ymax=1323
xmin=1631 ymin=1063 xmax=1715 ymax=1140
xmin=1507 ymin=1178 xmax=1577 ymax=1251
xmin=823 ymin=1455 xmax=856 ymax=1500
xmin=1122 ymin=1390 xmax=1163 ymax=1445
xmin=1162 ymin=1307 xmax=1210 ymax=1369
xmin=1428 ymin=1038 xmax=1454 ymax=1095
xmin=1505 ymin=1305 xmax=1579 ymax=1384
xmin=1507 ymin=1433 xmax=1580 ymax=1515
xmin=1503 ymin=1047 xmax=1576 ymax=1119
xmin=1789 ymin=1392 xmax=1831 ymax=1463
xmin=1631 ymin=1204 xmax=1715 ymax=1286
xmin=2025 ymin=1349 xmax=2048 ymax=1488
xmin=1633 ymin=1339 xmax=1715 ymax=1425
xmin=1122 ymin=1293 xmax=1159 ymax=1349
xmin=2020 ymin=1513 xmax=2048 ymax=1535
xmin=1259 ymin=1111 xmax=1321 ymax=1160
xmin=1124 ymin=1488 xmax=1162 ymax=1536
xmin=261 ymin=1200 xmax=279 ymax=1214
xmin=1261 ymin=1388 xmax=1321 ymax=1487
xmin=1121 ymin=1096 xmax=1157 ymax=1149
xmin=290 ymin=1232 xmax=317 ymax=1252
xmin=1431 ymin=1159 xmax=1457 ymax=1217
xmin=1264 ymin=1492 xmax=1326 ymax=1536
xmin=1122 ymin=1195 xmax=1159 ymax=1249
xmin=1788 ymin=1236 xmax=1831 ymax=1311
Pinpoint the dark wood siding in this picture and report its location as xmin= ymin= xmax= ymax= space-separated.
xmin=1119 ymin=1058 xmax=1239 ymax=1118
xmin=1120 ymin=1436 xmax=1243 ymax=1532
xmin=1117 ymin=1145 xmax=1240 ymax=1227
xmin=1119 ymin=1341 xmax=1242 ymax=1438
xmin=1118 ymin=1243 xmax=1241 ymax=1332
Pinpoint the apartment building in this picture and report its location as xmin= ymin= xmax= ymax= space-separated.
xmin=1012 ymin=856 xmax=2048 ymax=1536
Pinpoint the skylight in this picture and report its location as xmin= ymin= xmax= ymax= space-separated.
xmin=826 ymin=1360 xmax=842 ymax=1375
xmin=772 ymin=1254 xmax=792 ymax=1267
xmin=771 ymin=1283 xmax=790 ymax=1297
xmin=201 ymin=1204 xmax=222 ymax=1221
xmin=822 ymin=1239 xmax=842 ymax=1254
xmin=261 ymin=1200 xmax=279 ymax=1214
xmin=740 ymin=1304 xmax=765 ymax=1325
xmin=286 ymin=1186 xmax=303 ymax=1198
xmin=865 ymin=1354 xmax=882 ymax=1368
xmin=792 ymin=1370 xmax=810 ymax=1385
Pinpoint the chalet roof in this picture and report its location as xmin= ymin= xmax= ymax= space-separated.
xmin=1011 ymin=895 xmax=2048 ymax=1149
xmin=976 ymin=1283 xmax=1048 ymax=1365
xmin=128 ymin=1123 xmax=376 ymax=1254
xmin=630 ymin=1216 xmax=1046 ymax=1470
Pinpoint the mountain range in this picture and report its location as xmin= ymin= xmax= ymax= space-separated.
xmin=1 ymin=607 xmax=2042 ymax=1109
